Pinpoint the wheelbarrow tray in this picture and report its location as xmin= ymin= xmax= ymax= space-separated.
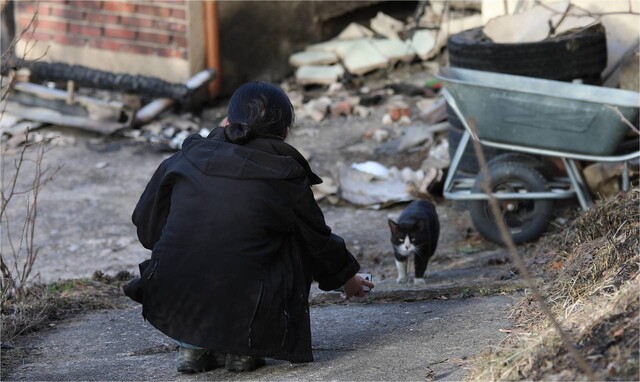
xmin=436 ymin=67 xmax=639 ymax=156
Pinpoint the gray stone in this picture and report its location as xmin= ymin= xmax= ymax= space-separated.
xmin=409 ymin=30 xmax=437 ymax=61
xmin=295 ymin=65 xmax=345 ymax=86
xmin=370 ymin=11 xmax=405 ymax=40
xmin=339 ymin=40 xmax=388 ymax=76
xmin=289 ymin=51 xmax=338 ymax=67
xmin=371 ymin=39 xmax=415 ymax=64
xmin=337 ymin=23 xmax=375 ymax=40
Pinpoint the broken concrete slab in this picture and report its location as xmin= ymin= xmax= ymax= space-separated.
xmin=370 ymin=11 xmax=405 ymax=40
xmin=289 ymin=51 xmax=338 ymax=67
xmin=337 ymin=22 xmax=375 ymax=40
xmin=483 ymin=1 xmax=570 ymax=43
xmin=306 ymin=39 xmax=358 ymax=54
xmin=397 ymin=124 xmax=445 ymax=152
xmin=409 ymin=30 xmax=437 ymax=61
xmin=370 ymin=39 xmax=415 ymax=64
xmin=295 ymin=64 xmax=345 ymax=86
xmin=338 ymin=40 xmax=389 ymax=76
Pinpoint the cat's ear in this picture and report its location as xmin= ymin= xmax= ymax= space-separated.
xmin=388 ymin=219 xmax=399 ymax=235
xmin=416 ymin=219 xmax=424 ymax=232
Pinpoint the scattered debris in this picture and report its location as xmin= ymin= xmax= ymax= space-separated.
xmin=289 ymin=51 xmax=339 ymax=67
xmin=583 ymin=162 xmax=628 ymax=197
xmin=330 ymin=99 xmax=354 ymax=117
xmin=417 ymin=98 xmax=447 ymax=124
xmin=312 ymin=177 xmax=339 ymax=203
xmin=387 ymin=99 xmax=411 ymax=122
xmin=397 ymin=123 xmax=449 ymax=152
xmin=295 ymin=64 xmax=345 ymax=86
xmin=302 ymin=96 xmax=332 ymax=122
xmin=338 ymin=161 xmax=443 ymax=207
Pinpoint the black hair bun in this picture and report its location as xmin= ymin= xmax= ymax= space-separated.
xmin=224 ymin=122 xmax=253 ymax=144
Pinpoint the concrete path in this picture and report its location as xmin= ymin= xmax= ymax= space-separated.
xmin=7 ymin=295 xmax=516 ymax=381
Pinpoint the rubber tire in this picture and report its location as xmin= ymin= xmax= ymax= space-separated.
xmin=469 ymin=162 xmax=553 ymax=245
xmin=447 ymin=24 xmax=607 ymax=81
xmin=486 ymin=153 xmax=553 ymax=180
xmin=447 ymin=125 xmax=502 ymax=174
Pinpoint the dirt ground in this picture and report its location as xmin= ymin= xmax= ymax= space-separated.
xmin=2 ymin=73 xmax=498 ymax=285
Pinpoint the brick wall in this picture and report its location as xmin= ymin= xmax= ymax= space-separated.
xmin=16 ymin=0 xmax=188 ymax=59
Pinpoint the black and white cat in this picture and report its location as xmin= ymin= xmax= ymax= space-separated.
xmin=388 ymin=200 xmax=440 ymax=284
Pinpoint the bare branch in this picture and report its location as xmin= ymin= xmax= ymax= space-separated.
xmin=605 ymin=104 xmax=640 ymax=136
xmin=466 ymin=120 xmax=598 ymax=380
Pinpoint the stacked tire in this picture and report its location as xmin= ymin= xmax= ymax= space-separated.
xmin=446 ymin=24 xmax=608 ymax=173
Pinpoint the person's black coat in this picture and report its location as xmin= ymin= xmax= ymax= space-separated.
xmin=124 ymin=128 xmax=359 ymax=363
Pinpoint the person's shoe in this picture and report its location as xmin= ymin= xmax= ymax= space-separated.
xmin=176 ymin=347 xmax=223 ymax=373
xmin=225 ymin=353 xmax=266 ymax=372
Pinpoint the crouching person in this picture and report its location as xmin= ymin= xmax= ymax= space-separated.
xmin=124 ymin=82 xmax=373 ymax=373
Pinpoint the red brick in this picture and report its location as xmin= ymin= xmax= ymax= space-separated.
xmin=48 ymin=6 xmax=84 ymax=19
xmin=17 ymin=15 xmax=35 ymax=29
xmin=81 ymin=25 xmax=103 ymax=37
xmin=171 ymin=36 xmax=187 ymax=47
xmin=156 ymin=7 xmax=172 ymax=17
xmin=103 ymin=1 xmax=135 ymax=12
xmin=135 ymin=4 xmax=157 ymax=16
xmin=103 ymin=27 xmax=136 ymax=39
xmin=85 ymin=13 xmax=120 ymax=23
xmin=158 ymin=48 xmax=187 ymax=59
xmin=31 ymin=31 xmax=54 ymax=42
xmin=121 ymin=44 xmax=155 ymax=55
xmin=36 ymin=19 xmax=69 ymax=32
xmin=53 ymin=34 xmax=85 ymax=46
xmin=120 ymin=16 xmax=154 ymax=28
xmin=68 ymin=23 xmax=81 ymax=33
xmin=74 ymin=1 xmax=103 ymax=9
xmin=17 ymin=3 xmax=36 ymax=14
xmin=137 ymin=31 xmax=171 ymax=44
xmin=165 ymin=22 xmax=186 ymax=33
xmin=171 ymin=8 xmax=186 ymax=19
xmin=89 ymin=39 xmax=122 ymax=51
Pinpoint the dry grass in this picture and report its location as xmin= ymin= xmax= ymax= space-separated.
xmin=470 ymin=189 xmax=640 ymax=381
xmin=0 ymin=271 xmax=133 ymax=380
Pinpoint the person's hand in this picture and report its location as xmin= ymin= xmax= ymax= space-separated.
xmin=341 ymin=274 xmax=375 ymax=300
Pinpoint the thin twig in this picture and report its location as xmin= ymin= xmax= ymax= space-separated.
xmin=466 ymin=120 xmax=597 ymax=380
xmin=605 ymin=105 xmax=640 ymax=136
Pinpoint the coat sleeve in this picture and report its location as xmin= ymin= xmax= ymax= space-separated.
xmin=293 ymin=187 xmax=360 ymax=291
xmin=132 ymin=160 xmax=173 ymax=250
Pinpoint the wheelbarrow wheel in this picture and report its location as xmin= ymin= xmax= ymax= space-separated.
xmin=487 ymin=153 xmax=553 ymax=180
xmin=469 ymin=162 xmax=553 ymax=245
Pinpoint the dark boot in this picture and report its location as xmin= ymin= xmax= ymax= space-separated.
xmin=225 ymin=354 xmax=266 ymax=372
xmin=176 ymin=347 xmax=224 ymax=373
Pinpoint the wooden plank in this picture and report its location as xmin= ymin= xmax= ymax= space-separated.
xmin=5 ymin=101 xmax=128 ymax=135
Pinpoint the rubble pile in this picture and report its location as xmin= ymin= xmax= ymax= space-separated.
xmin=122 ymin=115 xmax=213 ymax=151
xmin=291 ymin=9 xmax=481 ymax=87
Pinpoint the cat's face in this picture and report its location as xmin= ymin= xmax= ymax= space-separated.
xmin=388 ymin=219 xmax=424 ymax=258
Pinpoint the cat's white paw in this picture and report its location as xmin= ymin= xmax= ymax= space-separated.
xmin=396 ymin=276 xmax=408 ymax=284
xmin=413 ymin=278 xmax=426 ymax=285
